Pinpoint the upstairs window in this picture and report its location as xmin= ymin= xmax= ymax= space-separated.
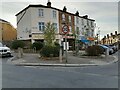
xmin=62 ymin=13 xmax=65 ymax=21
xmin=69 ymin=16 xmax=71 ymax=22
xmin=82 ymin=28 xmax=84 ymax=35
xmin=76 ymin=17 xmax=79 ymax=24
xmin=53 ymin=23 xmax=57 ymax=32
xmin=91 ymin=31 xmax=94 ymax=36
xmin=81 ymin=19 xmax=84 ymax=25
xmin=38 ymin=22 xmax=45 ymax=32
xmin=53 ymin=10 xmax=57 ymax=18
xmin=91 ymin=21 xmax=93 ymax=27
xmin=69 ymin=26 xmax=72 ymax=33
xmin=76 ymin=27 xmax=79 ymax=35
xmin=38 ymin=9 xmax=44 ymax=17
xmin=87 ymin=20 xmax=89 ymax=26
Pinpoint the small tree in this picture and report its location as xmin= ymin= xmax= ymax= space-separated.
xmin=40 ymin=23 xmax=61 ymax=57
xmin=11 ymin=40 xmax=25 ymax=49
xmin=44 ymin=22 xmax=56 ymax=46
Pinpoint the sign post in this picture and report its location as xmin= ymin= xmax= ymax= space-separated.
xmin=62 ymin=25 xmax=69 ymax=63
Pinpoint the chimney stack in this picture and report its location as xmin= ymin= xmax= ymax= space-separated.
xmin=75 ymin=11 xmax=79 ymax=16
xmin=104 ymin=36 xmax=106 ymax=39
xmin=115 ymin=31 xmax=117 ymax=35
xmin=47 ymin=0 xmax=51 ymax=7
xmin=83 ymin=15 xmax=88 ymax=19
xmin=110 ymin=33 xmax=113 ymax=36
xmin=107 ymin=34 xmax=109 ymax=38
xmin=63 ymin=6 xmax=67 ymax=12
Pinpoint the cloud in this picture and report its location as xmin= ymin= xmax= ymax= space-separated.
xmin=0 ymin=1 xmax=118 ymax=39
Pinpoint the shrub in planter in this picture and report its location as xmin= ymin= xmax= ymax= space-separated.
xmin=53 ymin=46 xmax=60 ymax=57
xmin=32 ymin=41 xmax=43 ymax=51
xmin=54 ymin=42 xmax=60 ymax=47
xmin=40 ymin=45 xmax=53 ymax=57
xmin=85 ymin=45 xmax=104 ymax=56
xmin=40 ymin=45 xmax=60 ymax=57
xmin=11 ymin=40 xmax=25 ymax=49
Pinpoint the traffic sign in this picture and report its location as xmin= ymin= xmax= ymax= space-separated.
xmin=62 ymin=25 xmax=69 ymax=34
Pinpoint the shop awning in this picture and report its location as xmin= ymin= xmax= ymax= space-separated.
xmin=87 ymin=37 xmax=95 ymax=41
xmin=81 ymin=39 xmax=89 ymax=43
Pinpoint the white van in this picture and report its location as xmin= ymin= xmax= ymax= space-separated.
xmin=0 ymin=42 xmax=12 ymax=57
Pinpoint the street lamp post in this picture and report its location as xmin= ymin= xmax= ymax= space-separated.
xmin=95 ymin=26 xmax=100 ymax=44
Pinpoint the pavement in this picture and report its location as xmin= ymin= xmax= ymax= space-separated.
xmin=7 ymin=51 xmax=118 ymax=67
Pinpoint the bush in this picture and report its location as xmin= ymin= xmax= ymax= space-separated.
xmin=53 ymin=46 xmax=60 ymax=57
xmin=54 ymin=42 xmax=60 ymax=47
xmin=85 ymin=45 xmax=104 ymax=56
xmin=32 ymin=42 xmax=43 ymax=51
xmin=40 ymin=45 xmax=60 ymax=57
xmin=11 ymin=40 xmax=25 ymax=49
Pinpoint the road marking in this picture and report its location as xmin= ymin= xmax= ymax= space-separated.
xmin=23 ymin=66 xmax=118 ymax=79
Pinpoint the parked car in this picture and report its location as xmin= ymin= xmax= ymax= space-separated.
xmin=98 ymin=44 xmax=113 ymax=55
xmin=0 ymin=42 xmax=12 ymax=57
xmin=109 ymin=44 xmax=118 ymax=52
xmin=104 ymin=45 xmax=114 ymax=54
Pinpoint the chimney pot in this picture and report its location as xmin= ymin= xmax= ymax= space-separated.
xmin=63 ymin=6 xmax=67 ymax=12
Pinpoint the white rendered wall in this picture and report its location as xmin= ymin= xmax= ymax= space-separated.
xmin=17 ymin=8 xmax=31 ymax=40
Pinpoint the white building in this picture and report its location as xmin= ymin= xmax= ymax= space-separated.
xmin=16 ymin=2 xmax=60 ymax=44
xmin=16 ymin=0 xmax=95 ymax=50
xmin=74 ymin=12 xmax=95 ymax=46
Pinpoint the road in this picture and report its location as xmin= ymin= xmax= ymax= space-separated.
xmin=1 ymin=51 xmax=119 ymax=88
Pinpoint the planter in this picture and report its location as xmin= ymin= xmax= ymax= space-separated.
xmin=40 ymin=56 xmax=64 ymax=60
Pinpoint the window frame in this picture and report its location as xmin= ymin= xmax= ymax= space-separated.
xmin=53 ymin=23 xmax=58 ymax=32
xmin=62 ymin=13 xmax=65 ymax=21
xmin=38 ymin=22 xmax=45 ymax=32
xmin=38 ymin=9 xmax=44 ymax=17
xmin=76 ymin=17 xmax=79 ymax=24
xmin=53 ymin=10 xmax=57 ymax=18
xmin=69 ymin=16 xmax=72 ymax=22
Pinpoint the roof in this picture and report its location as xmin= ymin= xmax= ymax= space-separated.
xmin=0 ymin=18 xmax=9 ymax=23
xmin=15 ymin=4 xmax=95 ymax=21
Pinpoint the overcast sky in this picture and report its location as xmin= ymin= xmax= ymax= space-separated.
xmin=0 ymin=0 xmax=119 ymax=39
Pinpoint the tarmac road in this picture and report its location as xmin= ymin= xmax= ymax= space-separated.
xmin=1 ymin=51 xmax=119 ymax=88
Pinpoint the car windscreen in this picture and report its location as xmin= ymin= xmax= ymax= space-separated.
xmin=99 ymin=45 xmax=108 ymax=49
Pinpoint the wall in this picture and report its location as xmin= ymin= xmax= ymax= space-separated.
xmin=0 ymin=22 xmax=17 ymax=42
xmin=17 ymin=7 xmax=31 ymax=40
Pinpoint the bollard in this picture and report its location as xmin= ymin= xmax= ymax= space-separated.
xmin=105 ymin=48 xmax=109 ymax=56
xmin=18 ymin=47 xmax=23 ymax=58
xmin=59 ymin=47 xmax=62 ymax=63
